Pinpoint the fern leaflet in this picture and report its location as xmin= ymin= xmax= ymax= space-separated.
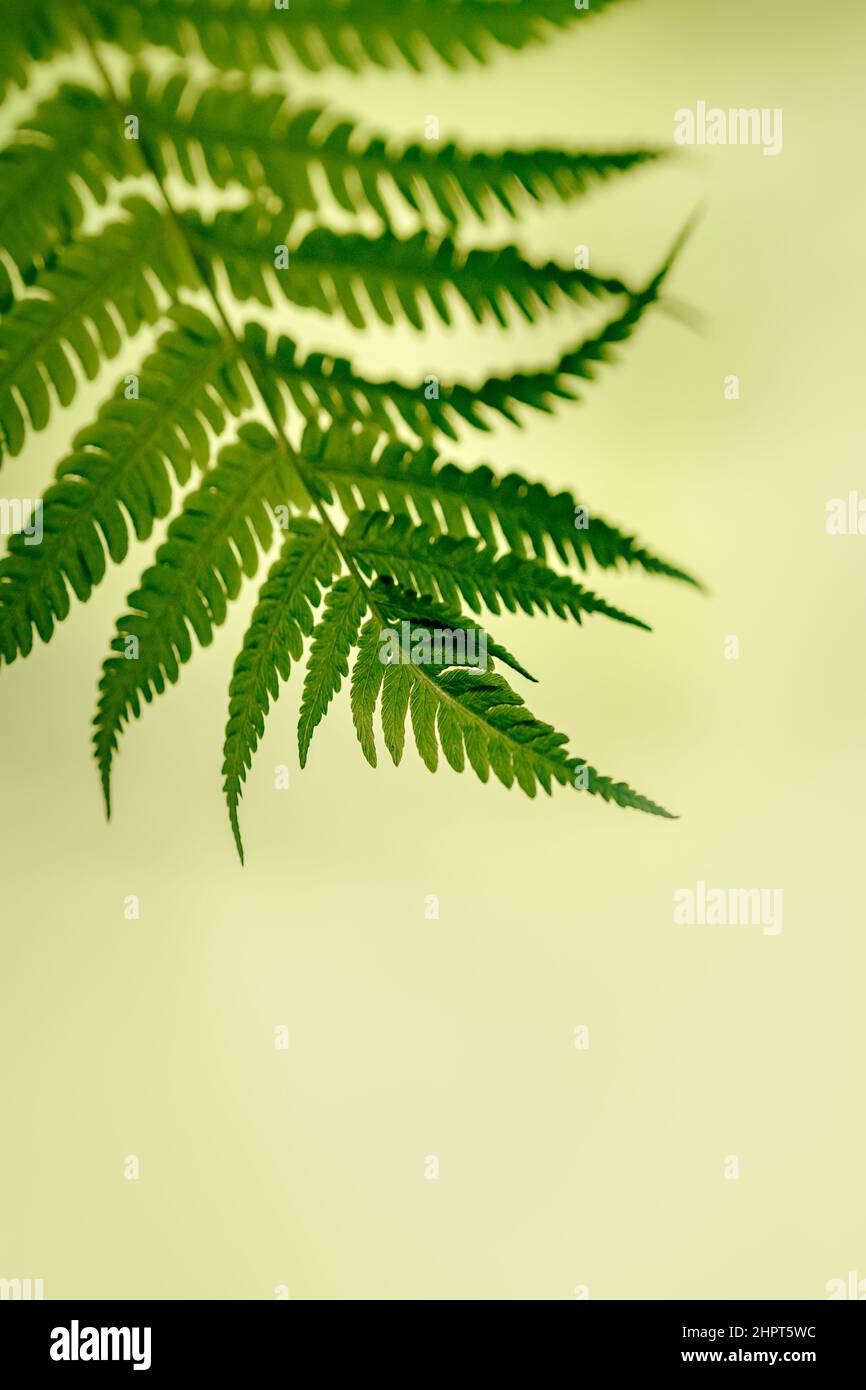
xmin=345 ymin=511 xmax=651 ymax=630
xmin=185 ymin=208 xmax=631 ymax=332
xmin=94 ymin=423 xmax=299 ymax=811
xmin=222 ymin=518 xmax=339 ymax=860
xmin=297 ymin=575 xmax=367 ymax=768
xmin=129 ymin=67 xmax=658 ymax=226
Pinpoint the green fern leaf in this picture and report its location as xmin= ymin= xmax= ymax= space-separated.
xmin=350 ymin=617 xmax=386 ymax=769
xmin=0 ymin=86 xmax=133 ymax=310
xmin=243 ymin=278 xmax=663 ymax=445
xmin=186 ymin=207 xmax=631 ymax=332
xmin=223 ymin=518 xmax=339 ymax=860
xmin=0 ymin=0 xmax=695 ymax=855
xmin=408 ymin=674 xmax=439 ymax=773
xmin=302 ymin=424 xmax=698 ymax=586
xmin=246 ymin=235 xmax=689 ymax=447
xmin=0 ymin=198 xmax=194 ymax=462
xmin=90 ymin=0 xmax=626 ymax=74
xmin=380 ymin=660 xmax=414 ymax=765
xmin=94 ymin=423 xmax=297 ymax=812
xmin=354 ymin=659 xmax=673 ymax=814
xmin=0 ymin=309 xmax=248 ymax=665
xmin=129 ymin=67 xmax=657 ymax=225
xmin=346 ymin=511 xmax=651 ymax=630
xmin=298 ymin=576 xmax=367 ymax=768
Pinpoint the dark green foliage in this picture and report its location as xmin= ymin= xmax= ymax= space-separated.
xmin=0 ymin=199 xmax=194 ymax=460
xmin=371 ymin=580 xmax=536 ymax=683
xmin=129 ymin=66 xmax=657 ymax=226
xmin=297 ymin=576 xmax=367 ymax=768
xmin=300 ymin=422 xmax=699 ymax=585
xmin=2 ymin=3 xmax=74 ymax=102
xmin=345 ymin=510 xmax=652 ymax=631
xmin=186 ymin=208 xmax=631 ymax=331
xmin=88 ymin=0 xmax=628 ymax=75
xmin=223 ymin=518 xmax=340 ymax=860
xmin=93 ymin=423 xmax=297 ymax=811
xmin=0 ymin=0 xmax=696 ymax=860
xmin=0 ymin=86 xmax=133 ymax=309
xmin=0 ymin=310 xmax=248 ymax=663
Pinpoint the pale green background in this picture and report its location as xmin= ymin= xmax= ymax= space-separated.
xmin=1 ymin=0 xmax=864 ymax=1299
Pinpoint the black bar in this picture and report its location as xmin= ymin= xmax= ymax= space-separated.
xmin=1 ymin=1299 xmax=863 ymax=1374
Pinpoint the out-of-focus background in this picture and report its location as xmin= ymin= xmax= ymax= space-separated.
xmin=1 ymin=0 xmax=864 ymax=1299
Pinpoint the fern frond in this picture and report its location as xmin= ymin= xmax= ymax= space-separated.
xmin=91 ymin=0 xmax=625 ymax=74
xmin=0 ymin=86 xmax=133 ymax=310
xmin=129 ymin=68 xmax=657 ymax=225
xmin=302 ymin=424 xmax=698 ymax=585
xmin=297 ymin=575 xmax=367 ymax=768
xmin=356 ymin=659 xmax=673 ymax=816
xmin=0 ymin=198 xmax=194 ymax=463
xmin=0 ymin=0 xmax=693 ymax=856
xmin=244 ymin=279 xmax=661 ymax=445
xmin=93 ymin=423 xmax=296 ymax=812
xmin=0 ymin=309 xmax=248 ymax=666
xmin=222 ymin=517 xmax=339 ymax=860
xmin=186 ymin=207 xmax=630 ymax=332
xmin=346 ymin=511 xmax=651 ymax=630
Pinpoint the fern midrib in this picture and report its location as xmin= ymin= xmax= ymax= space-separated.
xmin=0 ymin=214 xmax=176 ymax=396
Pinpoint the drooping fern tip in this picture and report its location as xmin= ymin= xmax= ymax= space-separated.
xmin=0 ymin=0 xmax=700 ymax=861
